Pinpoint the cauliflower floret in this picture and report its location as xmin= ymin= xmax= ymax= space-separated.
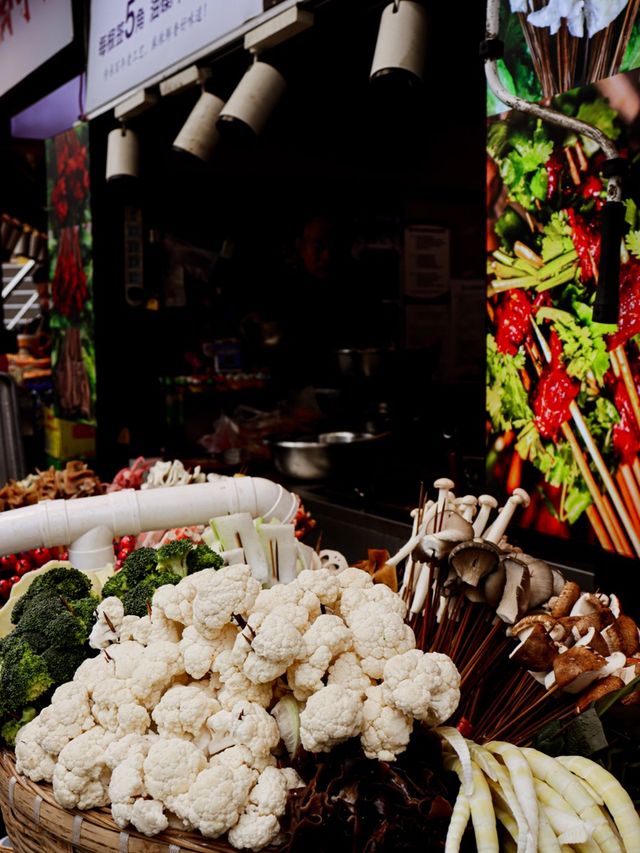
xmin=101 ymin=640 xmax=146 ymax=681
xmin=52 ymin=727 xmax=114 ymax=809
xmin=243 ymin=650 xmax=289 ymax=684
xmin=281 ymin=767 xmax=305 ymax=790
xmin=382 ymin=650 xmax=460 ymax=726
xmin=129 ymin=798 xmax=168 ymax=836
xmin=152 ymin=580 xmax=197 ymax=626
xmin=248 ymin=765 xmax=289 ymax=816
xmin=15 ymin=717 xmax=57 ymax=782
xmin=180 ymin=623 xmax=238 ymax=679
xmin=73 ymin=653 xmax=112 ymax=694
xmin=37 ymin=682 xmax=94 ymax=755
xmin=152 ymin=684 xmax=220 ymax=741
xmin=207 ymin=701 xmax=279 ymax=764
xmin=217 ymin=669 xmax=272 ymax=710
xmin=336 ymin=567 xmax=373 ymax=592
xmin=91 ymin=678 xmax=150 ymax=735
xmin=301 ymin=613 xmax=352 ymax=660
xmin=109 ymin=752 xmax=146 ymax=805
xmin=174 ymin=760 xmax=256 ymax=838
xmin=104 ymin=732 xmax=153 ymax=770
xmin=143 ymin=738 xmax=207 ymax=803
xmin=360 ymin=684 xmax=413 ymax=761
xmin=128 ymin=612 xmax=182 ymax=645
xmin=250 ymin=602 xmax=313 ymax=633
xmin=227 ymin=812 xmax=280 ymax=852
xmin=299 ymin=685 xmax=363 ymax=753
xmin=89 ymin=597 xmax=124 ymax=649
xmin=347 ymin=603 xmax=415 ymax=679
xmin=130 ymin=641 xmax=184 ymax=708
xmin=253 ymin=582 xmax=321 ymax=624
xmin=340 ymin=583 xmax=406 ymax=623
xmin=327 ymin=652 xmax=374 ymax=697
xmin=251 ymin=612 xmax=303 ymax=664
xmin=296 ymin=569 xmax=340 ymax=607
xmin=192 ymin=564 xmax=261 ymax=640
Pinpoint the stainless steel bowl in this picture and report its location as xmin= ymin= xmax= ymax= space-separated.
xmin=272 ymin=431 xmax=387 ymax=481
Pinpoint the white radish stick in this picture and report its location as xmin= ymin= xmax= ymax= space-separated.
xmin=484 ymin=489 xmax=530 ymax=545
xmin=473 ymin=495 xmax=499 ymax=537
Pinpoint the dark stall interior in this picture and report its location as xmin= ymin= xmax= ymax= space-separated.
xmin=90 ymin=0 xmax=487 ymax=519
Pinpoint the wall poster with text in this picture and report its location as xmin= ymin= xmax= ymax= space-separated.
xmin=486 ymin=68 xmax=640 ymax=559
xmin=46 ymin=123 xmax=96 ymax=425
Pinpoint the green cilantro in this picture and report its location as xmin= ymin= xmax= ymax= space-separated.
xmin=536 ymin=308 xmax=610 ymax=384
xmin=576 ymin=100 xmax=621 ymax=155
xmin=496 ymin=122 xmax=553 ymax=212
xmin=625 ymin=230 xmax=640 ymax=260
xmin=541 ymin=212 xmax=574 ymax=262
xmin=486 ymin=334 xmax=532 ymax=433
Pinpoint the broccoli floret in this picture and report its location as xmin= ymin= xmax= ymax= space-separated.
xmin=70 ymin=595 xmax=99 ymax=635
xmin=12 ymin=593 xmax=89 ymax=649
xmin=11 ymin=567 xmax=92 ymax=624
xmin=122 ymin=571 xmax=180 ymax=618
xmin=0 ymin=635 xmax=53 ymax=713
xmin=101 ymin=547 xmax=159 ymax=600
xmin=40 ymin=645 xmax=88 ymax=684
xmin=156 ymin=539 xmax=193 ymax=578
xmin=187 ymin=543 xmax=223 ymax=574
xmin=1 ymin=706 xmax=37 ymax=747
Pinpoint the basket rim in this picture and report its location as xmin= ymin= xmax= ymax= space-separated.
xmin=0 ymin=749 xmax=272 ymax=853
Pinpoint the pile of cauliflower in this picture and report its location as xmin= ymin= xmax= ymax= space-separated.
xmin=15 ymin=563 xmax=460 ymax=851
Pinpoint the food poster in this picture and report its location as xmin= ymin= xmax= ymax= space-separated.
xmin=488 ymin=0 xmax=640 ymax=114
xmin=486 ymin=71 xmax=640 ymax=558
xmin=46 ymin=124 xmax=97 ymax=426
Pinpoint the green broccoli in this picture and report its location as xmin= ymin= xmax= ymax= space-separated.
xmin=12 ymin=592 xmax=93 ymax=649
xmin=40 ymin=645 xmax=88 ymax=684
xmin=11 ymin=567 xmax=92 ymax=625
xmin=70 ymin=595 xmax=100 ymax=635
xmin=186 ymin=543 xmax=223 ymax=574
xmin=0 ymin=635 xmax=53 ymax=713
xmin=1 ymin=706 xmax=37 ymax=747
xmin=122 ymin=571 xmax=180 ymax=617
xmin=101 ymin=547 xmax=159 ymax=599
xmin=156 ymin=539 xmax=193 ymax=577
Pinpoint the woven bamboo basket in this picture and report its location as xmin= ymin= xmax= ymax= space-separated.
xmin=0 ymin=751 xmax=279 ymax=853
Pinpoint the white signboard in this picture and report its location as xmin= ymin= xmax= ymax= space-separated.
xmin=86 ymin=0 xmax=264 ymax=114
xmin=0 ymin=0 xmax=74 ymax=97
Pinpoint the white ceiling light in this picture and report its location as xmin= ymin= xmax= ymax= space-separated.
xmin=105 ymin=125 xmax=139 ymax=181
xmin=370 ymin=1 xmax=429 ymax=86
xmin=173 ymin=91 xmax=226 ymax=161
xmin=217 ymin=60 xmax=286 ymax=140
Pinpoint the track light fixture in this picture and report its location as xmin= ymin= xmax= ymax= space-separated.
xmin=105 ymin=124 xmax=139 ymax=181
xmin=370 ymin=1 xmax=429 ymax=87
xmin=217 ymin=58 xmax=286 ymax=142
xmin=173 ymin=90 xmax=225 ymax=162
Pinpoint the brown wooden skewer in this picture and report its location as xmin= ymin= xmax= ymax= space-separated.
xmin=531 ymin=320 xmax=640 ymax=556
xmin=525 ymin=339 xmax=626 ymax=551
xmin=611 ymin=345 xmax=640 ymax=436
xmin=617 ymin=466 xmax=640 ymax=537
xmin=586 ymin=505 xmax=615 ymax=552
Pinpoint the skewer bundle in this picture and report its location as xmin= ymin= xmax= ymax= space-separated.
xmin=516 ymin=0 xmax=640 ymax=98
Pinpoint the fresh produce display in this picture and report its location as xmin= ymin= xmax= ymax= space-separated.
xmin=1 ymin=475 xmax=639 ymax=851
xmin=0 ymin=547 xmax=68 ymax=605
xmin=0 ymin=566 xmax=99 ymax=746
xmin=487 ymin=84 xmax=640 ymax=556
xmin=0 ymin=461 xmax=105 ymax=512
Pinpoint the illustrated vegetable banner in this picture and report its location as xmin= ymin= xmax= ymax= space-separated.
xmin=486 ymin=72 xmax=640 ymax=557
xmin=488 ymin=0 xmax=640 ymax=114
xmin=46 ymin=123 xmax=96 ymax=425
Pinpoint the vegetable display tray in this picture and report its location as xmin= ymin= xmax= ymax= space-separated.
xmin=0 ymin=751 xmax=273 ymax=853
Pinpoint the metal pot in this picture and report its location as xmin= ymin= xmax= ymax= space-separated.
xmin=272 ymin=430 xmax=388 ymax=481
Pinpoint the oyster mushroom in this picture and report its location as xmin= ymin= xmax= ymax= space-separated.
xmin=454 ymin=495 xmax=478 ymax=523
xmin=496 ymin=557 xmax=531 ymax=625
xmin=550 ymin=581 xmax=581 ymax=617
xmin=509 ymin=623 xmax=558 ymax=670
xmin=449 ymin=539 xmax=501 ymax=587
xmin=519 ymin=555 xmax=554 ymax=608
xmin=483 ymin=563 xmax=507 ymax=607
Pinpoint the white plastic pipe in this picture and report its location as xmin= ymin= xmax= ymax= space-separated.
xmin=0 ymin=478 xmax=298 ymax=568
